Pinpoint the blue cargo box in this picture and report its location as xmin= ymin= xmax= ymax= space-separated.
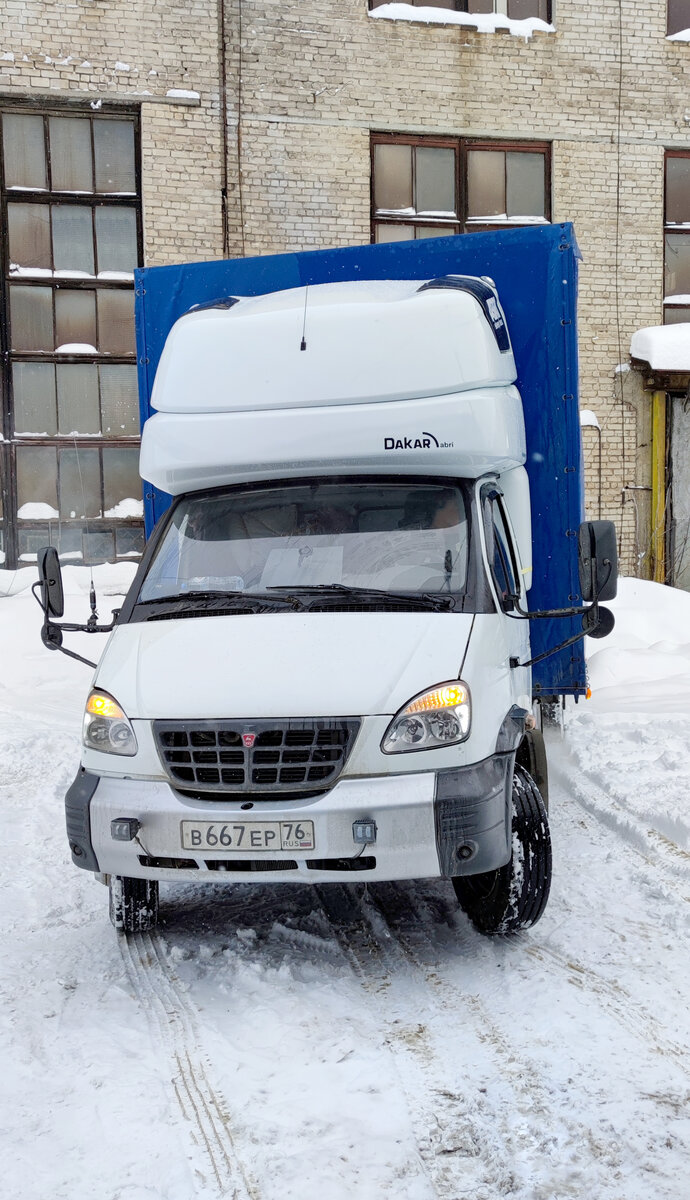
xmin=134 ymin=223 xmax=585 ymax=696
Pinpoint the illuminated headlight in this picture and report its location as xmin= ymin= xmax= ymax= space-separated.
xmin=83 ymin=690 xmax=138 ymax=757
xmin=381 ymin=682 xmax=471 ymax=754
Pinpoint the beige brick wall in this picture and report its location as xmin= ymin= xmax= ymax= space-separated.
xmin=0 ymin=0 xmax=225 ymax=264
xmin=1 ymin=1 xmax=687 ymax=574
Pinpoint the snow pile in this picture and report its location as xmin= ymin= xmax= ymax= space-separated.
xmin=586 ymin=576 xmax=690 ymax=711
xmin=104 ymin=497 xmax=144 ymax=519
xmin=630 ymin=323 xmax=690 ymax=371
xmin=369 ymin=3 xmax=554 ymax=40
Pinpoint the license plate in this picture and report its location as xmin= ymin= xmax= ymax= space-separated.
xmin=180 ymin=820 xmax=315 ymax=853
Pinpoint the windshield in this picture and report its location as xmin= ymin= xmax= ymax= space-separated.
xmin=138 ymin=481 xmax=469 ymax=603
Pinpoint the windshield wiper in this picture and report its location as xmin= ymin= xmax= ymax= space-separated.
xmin=135 ymin=589 xmax=303 ymax=613
xmin=267 ymin=584 xmax=455 ymax=612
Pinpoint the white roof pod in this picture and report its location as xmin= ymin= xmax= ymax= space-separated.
xmin=141 ymin=277 xmax=526 ymax=495
xmin=150 ymin=277 xmax=517 ymax=414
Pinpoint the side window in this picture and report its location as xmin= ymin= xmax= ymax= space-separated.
xmin=483 ymin=489 xmax=520 ymax=607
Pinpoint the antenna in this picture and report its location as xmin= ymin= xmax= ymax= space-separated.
xmin=300 ymin=285 xmax=309 ymax=351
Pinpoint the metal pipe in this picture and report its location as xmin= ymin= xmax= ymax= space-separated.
xmin=651 ymin=389 xmax=667 ymax=583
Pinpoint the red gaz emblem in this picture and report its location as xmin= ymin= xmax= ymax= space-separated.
xmin=242 ymin=733 xmax=256 ymax=748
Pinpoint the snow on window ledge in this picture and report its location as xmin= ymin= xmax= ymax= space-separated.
xmin=630 ymin=324 xmax=690 ymax=372
xmin=667 ymin=28 xmax=690 ymax=42
xmin=368 ymin=4 xmax=555 ymax=42
xmin=466 ymin=214 xmax=549 ymax=225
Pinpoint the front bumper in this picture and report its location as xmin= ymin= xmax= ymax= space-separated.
xmin=66 ymin=755 xmax=513 ymax=885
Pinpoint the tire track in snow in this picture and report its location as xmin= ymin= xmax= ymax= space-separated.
xmin=524 ymin=939 xmax=690 ymax=1069
xmin=542 ymin=749 xmax=690 ymax=1066
xmin=552 ymin=744 xmax=690 ymax=902
xmin=315 ymin=882 xmax=574 ymax=1199
xmin=313 ymin=883 xmax=512 ymax=1199
xmin=362 ymin=885 xmax=577 ymax=1136
xmin=551 ymin=744 xmax=690 ymax=892
xmin=120 ymin=929 xmax=259 ymax=1199
xmin=339 ymin=881 xmax=659 ymax=1198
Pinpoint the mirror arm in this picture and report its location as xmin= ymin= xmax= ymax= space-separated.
xmin=52 ymin=642 xmax=98 ymax=670
xmin=44 ymin=618 xmax=117 ymax=635
xmin=39 ymin=609 xmax=118 ymax=670
xmin=508 ymin=599 xmax=589 ymax=621
xmin=506 ymin=559 xmax=612 ymax=623
xmin=510 ymin=595 xmax=605 ymax=669
xmin=510 ymin=623 xmax=592 ymax=670
xmin=61 ymin=646 xmax=98 ymax=668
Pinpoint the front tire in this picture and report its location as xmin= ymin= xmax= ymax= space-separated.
xmin=452 ymin=765 xmax=551 ymax=935
xmin=109 ymin=875 xmax=159 ymax=933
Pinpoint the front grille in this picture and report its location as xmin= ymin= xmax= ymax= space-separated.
xmin=205 ymin=858 xmax=298 ymax=872
xmin=138 ymin=855 xmax=199 ymax=870
xmin=153 ymin=718 xmax=360 ymax=795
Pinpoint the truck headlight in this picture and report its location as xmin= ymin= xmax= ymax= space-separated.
xmin=381 ymin=682 xmax=471 ymax=754
xmin=83 ymin=690 xmax=138 ymax=756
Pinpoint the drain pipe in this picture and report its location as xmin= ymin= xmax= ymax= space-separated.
xmin=651 ymin=390 xmax=667 ymax=583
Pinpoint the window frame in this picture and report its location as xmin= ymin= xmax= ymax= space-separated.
xmin=481 ymin=485 xmax=523 ymax=612
xmin=663 ymin=149 xmax=690 ymax=325
xmin=370 ymin=132 xmax=551 ymax=243
xmin=667 ymin=0 xmax=690 ymax=37
xmin=0 ymin=99 xmax=144 ymax=569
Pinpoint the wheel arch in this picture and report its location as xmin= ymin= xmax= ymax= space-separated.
xmin=515 ymin=728 xmax=549 ymax=808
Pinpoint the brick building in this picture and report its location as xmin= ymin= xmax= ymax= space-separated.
xmin=1 ymin=1 xmax=689 ymax=577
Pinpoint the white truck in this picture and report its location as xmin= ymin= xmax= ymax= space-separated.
xmin=37 ymin=267 xmax=617 ymax=936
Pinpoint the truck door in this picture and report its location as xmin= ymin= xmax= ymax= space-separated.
xmin=479 ymin=483 xmax=531 ymax=704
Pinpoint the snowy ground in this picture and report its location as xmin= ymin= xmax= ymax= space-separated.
xmin=1 ymin=568 xmax=689 ymax=1200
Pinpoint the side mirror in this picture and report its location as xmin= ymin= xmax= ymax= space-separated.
xmin=582 ymin=605 xmax=615 ymax=640
xmin=578 ymin=521 xmax=618 ymax=603
xmin=37 ymin=545 xmax=64 ymax=618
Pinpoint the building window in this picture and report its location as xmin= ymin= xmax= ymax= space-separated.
xmin=664 ymin=152 xmax=690 ymax=324
xmin=369 ymin=1 xmax=552 ymax=20
xmin=371 ymin=135 xmax=550 ymax=243
xmin=0 ymin=106 xmax=144 ymax=568
xmin=668 ymin=1 xmax=690 ymax=36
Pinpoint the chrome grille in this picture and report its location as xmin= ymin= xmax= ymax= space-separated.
xmin=153 ymin=718 xmax=360 ymax=795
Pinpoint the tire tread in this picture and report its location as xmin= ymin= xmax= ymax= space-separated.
xmin=453 ymin=764 xmax=551 ymax=935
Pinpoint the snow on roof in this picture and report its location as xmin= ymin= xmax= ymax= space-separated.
xmin=368 ymin=3 xmax=554 ymax=41
xmin=630 ymin=324 xmax=690 ymax=372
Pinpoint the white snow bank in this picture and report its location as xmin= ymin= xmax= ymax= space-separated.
xmin=630 ymin=323 xmax=690 ymax=371
xmin=103 ymin=497 xmax=144 ymax=519
xmin=369 ymin=3 xmax=554 ymax=40
xmin=17 ymin=502 xmax=59 ymax=520
xmin=586 ymin=577 xmax=690 ymax=712
xmin=579 ymin=409 xmax=600 ymax=429
xmin=0 ymin=560 xmax=136 ymax=600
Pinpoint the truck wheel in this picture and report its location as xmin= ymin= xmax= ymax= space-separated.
xmin=109 ymin=875 xmax=159 ymax=933
xmin=452 ymin=765 xmax=551 ymax=935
